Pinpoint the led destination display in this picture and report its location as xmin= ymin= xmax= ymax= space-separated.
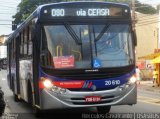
xmin=41 ymin=4 xmax=130 ymax=19
xmin=51 ymin=8 xmax=110 ymax=17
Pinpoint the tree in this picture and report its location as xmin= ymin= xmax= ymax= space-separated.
xmin=13 ymin=0 xmax=66 ymax=24
xmin=13 ymin=0 xmax=157 ymax=25
xmin=134 ymin=1 xmax=157 ymax=14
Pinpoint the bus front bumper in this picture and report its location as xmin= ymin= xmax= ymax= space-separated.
xmin=39 ymin=84 xmax=137 ymax=110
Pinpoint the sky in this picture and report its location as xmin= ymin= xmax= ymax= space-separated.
xmin=0 ymin=0 xmax=160 ymax=36
xmin=0 ymin=0 xmax=20 ymax=36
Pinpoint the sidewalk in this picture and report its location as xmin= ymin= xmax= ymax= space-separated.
xmin=137 ymin=80 xmax=160 ymax=93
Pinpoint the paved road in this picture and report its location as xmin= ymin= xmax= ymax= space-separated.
xmin=0 ymin=70 xmax=160 ymax=119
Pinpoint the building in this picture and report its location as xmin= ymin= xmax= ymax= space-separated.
xmin=135 ymin=11 xmax=160 ymax=86
xmin=135 ymin=12 xmax=158 ymax=80
xmin=0 ymin=35 xmax=8 ymax=69
xmin=0 ymin=35 xmax=8 ymax=45
xmin=0 ymin=35 xmax=8 ymax=59
xmin=135 ymin=13 xmax=158 ymax=61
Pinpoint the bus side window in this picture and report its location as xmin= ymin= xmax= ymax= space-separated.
xmin=11 ymin=40 xmax=15 ymax=61
xmin=28 ymin=25 xmax=33 ymax=57
xmin=40 ymin=28 xmax=52 ymax=67
xmin=20 ymin=32 xmax=24 ymax=59
xmin=11 ymin=40 xmax=13 ymax=61
xmin=13 ymin=38 xmax=16 ymax=60
xmin=24 ymin=28 xmax=28 ymax=58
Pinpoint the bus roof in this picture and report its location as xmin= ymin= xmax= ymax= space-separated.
xmin=7 ymin=1 xmax=130 ymax=43
xmin=39 ymin=1 xmax=129 ymax=8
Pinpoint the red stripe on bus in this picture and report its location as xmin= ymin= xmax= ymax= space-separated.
xmin=39 ymin=81 xmax=45 ymax=89
xmin=53 ymin=81 xmax=85 ymax=89
xmin=88 ymin=82 xmax=93 ymax=88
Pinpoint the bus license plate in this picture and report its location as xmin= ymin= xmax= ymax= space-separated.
xmin=85 ymin=96 xmax=101 ymax=102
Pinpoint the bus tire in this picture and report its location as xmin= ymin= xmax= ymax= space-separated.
xmin=28 ymin=83 xmax=33 ymax=105
xmin=33 ymin=107 xmax=45 ymax=118
xmin=28 ymin=81 xmax=45 ymax=118
xmin=96 ymin=106 xmax=111 ymax=114
xmin=12 ymin=79 xmax=21 ymax=102
xmin=13 ymin=94 xmax=21 ymax=102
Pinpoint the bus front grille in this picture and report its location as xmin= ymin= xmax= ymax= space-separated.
xmin=65 ymin=95 xmax=119 ymax=105
xmin=72 ymin=100 xmax=113 ymax=105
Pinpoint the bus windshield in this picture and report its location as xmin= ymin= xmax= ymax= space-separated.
xmin=41 ymin=23 xmax=134 ymax=69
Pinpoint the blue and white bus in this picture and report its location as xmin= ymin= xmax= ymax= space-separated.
xmin=7 ymin=1 xmax=137 ymax=116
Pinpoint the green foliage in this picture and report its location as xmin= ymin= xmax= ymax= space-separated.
xmin=134 ymin=0 xmax=157 ymax=14
xmin=13 ymin=0 xmax=65 ymax=24
xmin=13 ymin=0 xmax=157 ymax=25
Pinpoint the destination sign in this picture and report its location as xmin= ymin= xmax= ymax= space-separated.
xmin=51 ymin=8 xmax=110 ymax=17
xmin=41 ymin=6 xmax=129 ymax=19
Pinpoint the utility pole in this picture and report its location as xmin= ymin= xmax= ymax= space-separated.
xmin=131 ymin=0 xmax=135 ymax=30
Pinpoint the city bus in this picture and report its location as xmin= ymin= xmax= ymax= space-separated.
xmin=7 ymin=1 xmax=137 ymax=116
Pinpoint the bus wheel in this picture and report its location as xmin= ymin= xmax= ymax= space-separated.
xmin=13 ymin=94 xmax=21 ymax=102
xmin=96 ymin=106 xmax=111 ymax=114
xmin=33 ymin=107 xmax=45 ymax=118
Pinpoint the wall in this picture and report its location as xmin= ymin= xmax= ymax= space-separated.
xmin=135 ymin=13 xmax=158 ymax=61
xmin=135 ymin=13 xmax=158 ymax=80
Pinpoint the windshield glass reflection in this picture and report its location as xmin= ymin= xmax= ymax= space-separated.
xmin=40 ymin=24 xmax=134 ymax=69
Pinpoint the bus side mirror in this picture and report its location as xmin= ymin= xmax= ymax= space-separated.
xmin=132 ymin=30 xmax=137 ymax=46
xmin=12 ymin=21 xmax=17 ymax=31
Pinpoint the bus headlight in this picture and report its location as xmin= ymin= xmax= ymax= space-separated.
xmin=129 ymin=76 xmax=137 ymax=84
xmin=43 ymin=79 xmax=53 ymax=89
xmin=40 ymin=77 xmax=67 ymax=94
xmin=52 ymin=87 xmax=66 ymax=94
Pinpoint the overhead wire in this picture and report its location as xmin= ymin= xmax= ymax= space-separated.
xmin=136 ymin=20 xmax=160 ymax=27
xmin=131 ymin=0 xmax=159 ymax=27
xmin=0 ymin=19 xmax=12 ymax=21
xmin=137 ymin=17 xmax=159 ymax=22
xmin=0 ymin=1 xmax=159 ymax=28
xmin=136 ymin=17 xmax=159 ymax=26
xmin=136 ymin=14 xmax=158 ymax=19
xmin=130 ymin=0 xmax=160 ymax=27
xmin=0 ymin=13 xmax=16 ymax=14
xmin=0 ymin=0 xmax=20 ymax=3
xmin=0 ymin=5 xmax=17 ymax=9
xmin=0 ymin=24 xmax=12 ymax=25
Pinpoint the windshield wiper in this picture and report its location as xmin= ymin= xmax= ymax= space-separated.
xmin=64 ymin=23 xmax=82 ymax=45
xmin=95 ymin=24 xmax=110 ymax=42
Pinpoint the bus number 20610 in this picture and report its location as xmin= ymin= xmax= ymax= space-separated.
xmin=105 ymin=80 xmax=121 ymax=86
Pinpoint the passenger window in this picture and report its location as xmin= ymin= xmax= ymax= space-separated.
xmin=28 ymin=25 xmax=33 ymax=56
xmin=24 ymin=28 xmax=28 ymax=56
xmin=20 ymin=32 xmax=24 ymax=58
